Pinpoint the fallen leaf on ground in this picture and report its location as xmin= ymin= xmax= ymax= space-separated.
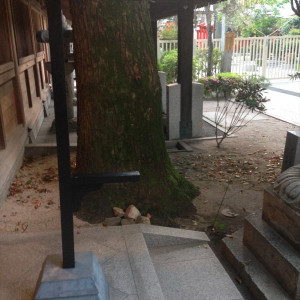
xmin=22 ymin=222 xmax=28 ymax=232
xmin=33 ymin=200 xmax=41 ymax=209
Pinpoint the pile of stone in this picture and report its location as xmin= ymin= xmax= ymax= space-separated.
xmin=102 ymin=205 xmax=151 ymax=226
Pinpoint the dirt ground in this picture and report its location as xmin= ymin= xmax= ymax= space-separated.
xmin=0 ymin=114 xmax=298 ymax=238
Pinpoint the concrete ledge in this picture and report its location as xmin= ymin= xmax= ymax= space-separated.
xmin=140 ymin=224 xmax=209 ymax=248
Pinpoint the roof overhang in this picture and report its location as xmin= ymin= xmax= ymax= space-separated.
xmin=61 ymin=0 xmax=222 ymax=21
xmin=149 ymin=0 xmax=222 ymax=20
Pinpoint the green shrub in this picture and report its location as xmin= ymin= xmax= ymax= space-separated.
xmin=216 ymin=72 xmax=242 ymax=81
xmin=289 ymin=28 xmax=300 ymax=35
xmin=195 ymin=48 xmax=222 ymax=77
xmin=235 ymin=81 xmax=268 ymax=111
xmin=159 ymin=49 xmax=199 ymax=83
xmin=160 ymin=23 xmax=178 ymax=40
xmin=199 ymin=74 xmax=240 ymax=99
xmin=199 ymin=73 xmax=270 ymax=147
xmin=242 ymin=74 xmax=271 ymax=88
xmin=160 ymin=49 xmax=178 ymax=83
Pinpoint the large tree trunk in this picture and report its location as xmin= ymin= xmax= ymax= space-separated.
xmin=69 ymin=0 xmax=198 ymax=221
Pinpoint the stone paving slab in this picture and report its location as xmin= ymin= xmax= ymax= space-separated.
xmin=149 ymin=243 xmax=243 ymax=300
xmin=0 ymin=225 xmax=243 ymax=300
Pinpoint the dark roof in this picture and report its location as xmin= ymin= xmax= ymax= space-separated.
xmin=61 ymin=0 xmax=222 ymax=21
xmin=150 ymin=0 xmax=221 ymax=20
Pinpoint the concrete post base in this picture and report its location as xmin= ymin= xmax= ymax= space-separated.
xmin=34 ymin=252 xmax=109 ymax=300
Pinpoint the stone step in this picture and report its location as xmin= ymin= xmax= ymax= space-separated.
xmin=121 ymin=225 xmax=166 ymax=300
xmin=243 ymin=211 xmax=300 ymax=299
xmin=148 ymin=242 xmax=243 ymax=300
xmin=0 ymin=224 xmax=245 ymax=300
xmin=222 ymin=229 xmax=291 ymax=300
xmin=140 ymin=225 xmax=243 ymax=300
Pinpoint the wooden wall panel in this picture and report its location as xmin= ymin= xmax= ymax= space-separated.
xmin=0 ymin=81 xmax=18 ymax=141
xmin=27 ymin=66 xmax=37 ymax=101
xmin=19 ymin=72 xmax=30 ymax=116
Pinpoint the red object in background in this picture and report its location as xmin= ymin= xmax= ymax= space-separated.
xmin=196 ymin=23 xmax=214 ymax=40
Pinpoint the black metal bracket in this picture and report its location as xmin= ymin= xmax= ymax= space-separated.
xmin=71 ymin=171 xmax=140 ymax=211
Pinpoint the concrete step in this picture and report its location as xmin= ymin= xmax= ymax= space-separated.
xmin=121 ymin=225 xmax=166 ymax=300
xmin=142 ymin=226 xmax=243 ymax=300
xmin=243 ymin=211 xmax=300 ymax=299
xmin=0 ymin=224 xmax=244 ymax=300
xmin=222 ymin=229 xmax=291 ymax=300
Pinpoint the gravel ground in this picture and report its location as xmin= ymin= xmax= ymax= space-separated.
xmin=0 ymin=103 xmax=299 ymax=237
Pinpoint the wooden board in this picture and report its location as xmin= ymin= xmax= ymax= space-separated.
xmin=0 ymin=81 xmax=18 ymax=142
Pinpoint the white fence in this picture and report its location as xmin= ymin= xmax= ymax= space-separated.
xmin=158 ymin=35 xmax=300 ymax=79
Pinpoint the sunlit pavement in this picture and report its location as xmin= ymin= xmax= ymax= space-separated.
xmin=264 ymin=79 xmax=300 ymax=127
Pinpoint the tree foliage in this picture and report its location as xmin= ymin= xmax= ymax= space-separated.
xmin=240 ymin=7 xmax=284 ymax=36
xmin=216 ymin=0 xmax=289 ymax=36
xmin=160 ymin=23 xmax=178 ymax=40
xmin=281 ymin=16 xmax=300 ymax=34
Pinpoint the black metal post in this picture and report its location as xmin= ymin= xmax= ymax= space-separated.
xmin=46 ymin=0 xmax=75 ymax=268
xmin=178 ymin=0 xmax=194 ymax=139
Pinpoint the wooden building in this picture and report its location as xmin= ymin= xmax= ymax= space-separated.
xmin=0 ymin=0 xmax=50 ymax=203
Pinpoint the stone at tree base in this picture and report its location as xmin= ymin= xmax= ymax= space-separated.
xmin=121 ymin=219 xmax=136 ymax=225
xmin=125 ymin=205 xmax=141 ymax=219
xmin=103 ymin=217 xmax=121 ymax=226
xmin=113 ymin=207 xmax=125 ymax=217
xmin=135 ymin=216 xmax=151 ymax=225
xmin=34 ymin=252 xmax=108 ymax=300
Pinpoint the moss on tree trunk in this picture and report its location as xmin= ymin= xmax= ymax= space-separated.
xmin=70 ymin=0 xmax=198 ymax=220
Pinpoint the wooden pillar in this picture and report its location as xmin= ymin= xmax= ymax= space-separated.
xmin=151 ymin=19 xmax=158 ymax=61
xmin=221 ymin=32 xmax=235 ymax=73
xmin=177 ymin=0 xmax=194 ymax=139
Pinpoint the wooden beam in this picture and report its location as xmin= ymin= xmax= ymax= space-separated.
xmin=177 ymin=0 xmax=194 ymax=139
xmin=150 ymin=0 xmax=222 ymax=20
xmin=151 ymin=20 xmax=158 ymax=60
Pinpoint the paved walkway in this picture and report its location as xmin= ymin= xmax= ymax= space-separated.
xmin=264 ymin=79 xmax=300 ymax=126
xmin=0 ymin=225 xmax=245 ymax=300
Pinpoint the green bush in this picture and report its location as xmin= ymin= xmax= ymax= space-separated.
xmin=289 ymin=28 xmax=300 ymax=35
xmin=199 ymin=73 xmax=270 ymax=147
xmin=160 ymin=23 xmax=178 ymax=40
xmin=159 ymin=49 xmax=199 ymax=83
xmin=216 ymin=72 xmax=242 ymax=80
xmin=160 ymin=49 xmax=178 ymax=83
xmin=242 ymin=74 xmax=271 ymax=88
xmin=199 ymin=74 xmax=240 ymax=99
xmin=235 ymin=81 xmax=268 ymax=111
xmin=195 ymin=48 xmax=222 ymax=77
